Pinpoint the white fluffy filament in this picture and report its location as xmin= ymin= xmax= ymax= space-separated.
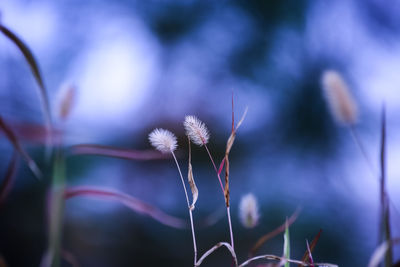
xmin=148 ymin=128 xmax=177 ymax=153
xmin=184 ymin=115 xmax=210 ymax=146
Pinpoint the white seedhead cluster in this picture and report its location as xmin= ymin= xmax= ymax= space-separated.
xmin=184 ymin=115 xmax=210 ymax=146
xmin=148 ymin=128 xmax=178 ymax=153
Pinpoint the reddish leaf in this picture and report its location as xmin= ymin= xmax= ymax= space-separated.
xmin=0 ymin=24 xmax=52 ymax=149
xmin=69 ymin=144 xmax=170 ymax=161
xmin=0 ymin=120 xmax=61 ymax=145
xmin=217 ymin=158 xmax=225 ymax=176
xmin=298 ymin=229 xmax=322 ymax=267
xmin=64 ymin=186 xmax=186 ymax=228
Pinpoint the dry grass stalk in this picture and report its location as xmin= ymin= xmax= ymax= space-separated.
xmin=149 ymin=128 xmax=198 ymax=265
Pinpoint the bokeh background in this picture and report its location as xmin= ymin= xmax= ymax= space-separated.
xmin=1 ymin=0 xmax=400 ymax=266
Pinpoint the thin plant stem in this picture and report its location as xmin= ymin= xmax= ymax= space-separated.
xmin=204 ymin=144 xmax=224 ymax=193
xmin=203 ymin=144 xmax=235 ymax=251
xmin=226 ymin=206 xmax=234 ymax=249
xmin=238 ymin=254 xmax=338 ymax=267
xmin=349 ymin=125 xmax=400 ymax=217
xmin=195 ymin=242 xmax=238 ymax=267
xmin=349 ymin=125 xmax=376 ymax=175
xmin=379 ymin=107 xmax=392 ymax=267
xmin=171 ymin=152 xmax=198 ymax=265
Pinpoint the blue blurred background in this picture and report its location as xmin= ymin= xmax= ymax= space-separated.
xmin=1 ymin=0 xmax=400 ymax=266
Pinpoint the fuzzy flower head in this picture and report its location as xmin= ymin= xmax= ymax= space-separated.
xmin=148 ymin=128 xmax=177 ymax=153
xmin=184 ymin=115 xmax=210 ymax=146
xmin=321 ymin=70 xmax=358 ymax=125
xmin=239 ymin=193 xmax=260 ymax=229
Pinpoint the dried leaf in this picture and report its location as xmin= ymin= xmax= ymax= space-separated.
xmin=223 ymin=106 xmax=248 ymax=207
xmin=187 ymin=139 xmax=198 ymax=210
xmin=299 ymin=229 xmax=322 ymax=267
xmin=69 ymin=144 xmax=170 ymax=160
xmin=224 ymin=155 xmax=230 ymax=207
xmin=0 ymin=24 xmax=52 ymax=139
xmin=0 ymin=150 xmax=18 ymax=206
xmin=306 ymin=240 xmax=314 ymax=267
xmin=64 ymin=186 xmax=186 ymax=228
xmin=236 ymin=107 xmax=248 ymax=131
xmin=0 ymin=116 xmax=41 ymax=179
xmin=251 ymin=208 xmax=300 ymax=256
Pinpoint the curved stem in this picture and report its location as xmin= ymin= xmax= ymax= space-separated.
xmin=195 ymin=242 xmax=238 ymax=267
xmin=172 ymin=152 xmax=198 ymax=265
xmin=239 ymin=254 xmax=338 ymax=267
xmin=226 ymin=206 xmax=234 ymax=250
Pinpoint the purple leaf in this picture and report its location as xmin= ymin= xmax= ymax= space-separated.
xmin=64 ymin=186 xmax=186 ymax=229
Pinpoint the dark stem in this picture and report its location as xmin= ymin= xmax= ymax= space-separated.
xmin=379 ymin=106 xmax=392 ymax=267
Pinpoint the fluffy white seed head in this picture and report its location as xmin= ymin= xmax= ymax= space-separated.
xmin=148 ymin=128 xmax=177 ymax=153
xmin=239 ymin=193 xmax=260 ymax=229
xmin=184 ymin=115 xmax=210 ymax=146
xmin=321 ymin=70 xmax=358 ymax=125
